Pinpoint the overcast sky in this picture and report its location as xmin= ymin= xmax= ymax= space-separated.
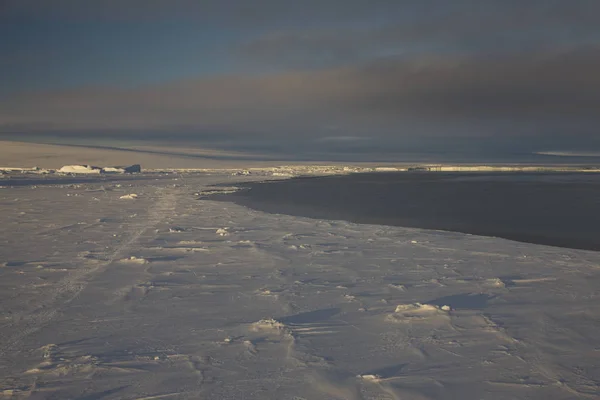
xmin=1 ymin=1 xmax=599 ymax=159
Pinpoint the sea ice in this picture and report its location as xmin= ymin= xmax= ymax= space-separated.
xmin=1 ymin=170 xmax=600 ymax=400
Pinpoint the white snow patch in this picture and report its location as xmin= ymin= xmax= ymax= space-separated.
xmin=388 ymin=284 xmax=406 ymax=291
xmin=119 ymin=194 xmax=138 ymax=200
xmin=375 ymin=167 xmax=401 ymax=172
xmin=177 ymin=240 xmax=204 ymax=246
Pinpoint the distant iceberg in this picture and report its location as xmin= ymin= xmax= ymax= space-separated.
xmin=102 ymin=164 xmax=142 ymax=174
xmin=58 ymin=164 xmax=141 ymax=174
xmin=58 ymin=165 xmax=102 ymax=174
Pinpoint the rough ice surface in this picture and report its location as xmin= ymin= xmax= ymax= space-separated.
xmin=1 ymin=171 xmax=600 ymax=399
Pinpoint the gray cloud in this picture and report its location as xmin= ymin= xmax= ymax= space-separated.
xmin=2 ymin=0 xmax=599 ymax=154
xmin=238 ymin=1 xmax=600 ymax=68
xmin=350 ymin=48 xmax=600 ymax=118
xmin=5 ymin=1 xmax=600 ymax=30
xmin=2 ymin=47 xmax=599 ymax=139
xmin=1 ymin=0 xmax=405 ymax=24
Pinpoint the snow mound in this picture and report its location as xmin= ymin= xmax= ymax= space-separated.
xmin=394 ymin=303 xmax=441 ymax=314
xmin=58 ymin=165 xmax=102 ymax=174
xmin=358 ymin=374 xmax=382 ymax=382
xmin=216 ymin=228 xmax=230 ymax=236
xmin=386 ymin=303 xmax=450 ymax=324
xmin=250 ymin=318 xmax=287 ymax=332
xmin=120 ymin=194 xmax=138 ymax=200
xmin=484 ymin=278 xmax=506 ymax=288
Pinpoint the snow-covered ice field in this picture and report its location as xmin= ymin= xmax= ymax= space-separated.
xmin=1 ymin=171 xmax=600 ymax=399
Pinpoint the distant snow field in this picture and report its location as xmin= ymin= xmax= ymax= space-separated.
xmin=1 ymin=170 xmax=600 ymax=399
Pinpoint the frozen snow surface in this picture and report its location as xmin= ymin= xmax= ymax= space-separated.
xmin=1 ymin=172 xmax=600 ymax=399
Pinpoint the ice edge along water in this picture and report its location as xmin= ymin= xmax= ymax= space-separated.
xmin=0 ymin=170 xmax=599 ymax=399
xmin=3 ymin=162 xmax=600 ymax=178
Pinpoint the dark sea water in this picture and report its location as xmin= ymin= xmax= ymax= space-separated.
xmin=211 ymin=172 xmax=600 ymax=251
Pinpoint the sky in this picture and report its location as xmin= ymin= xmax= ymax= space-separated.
xmin=1 ymin=0 xmax=599 ymax=160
